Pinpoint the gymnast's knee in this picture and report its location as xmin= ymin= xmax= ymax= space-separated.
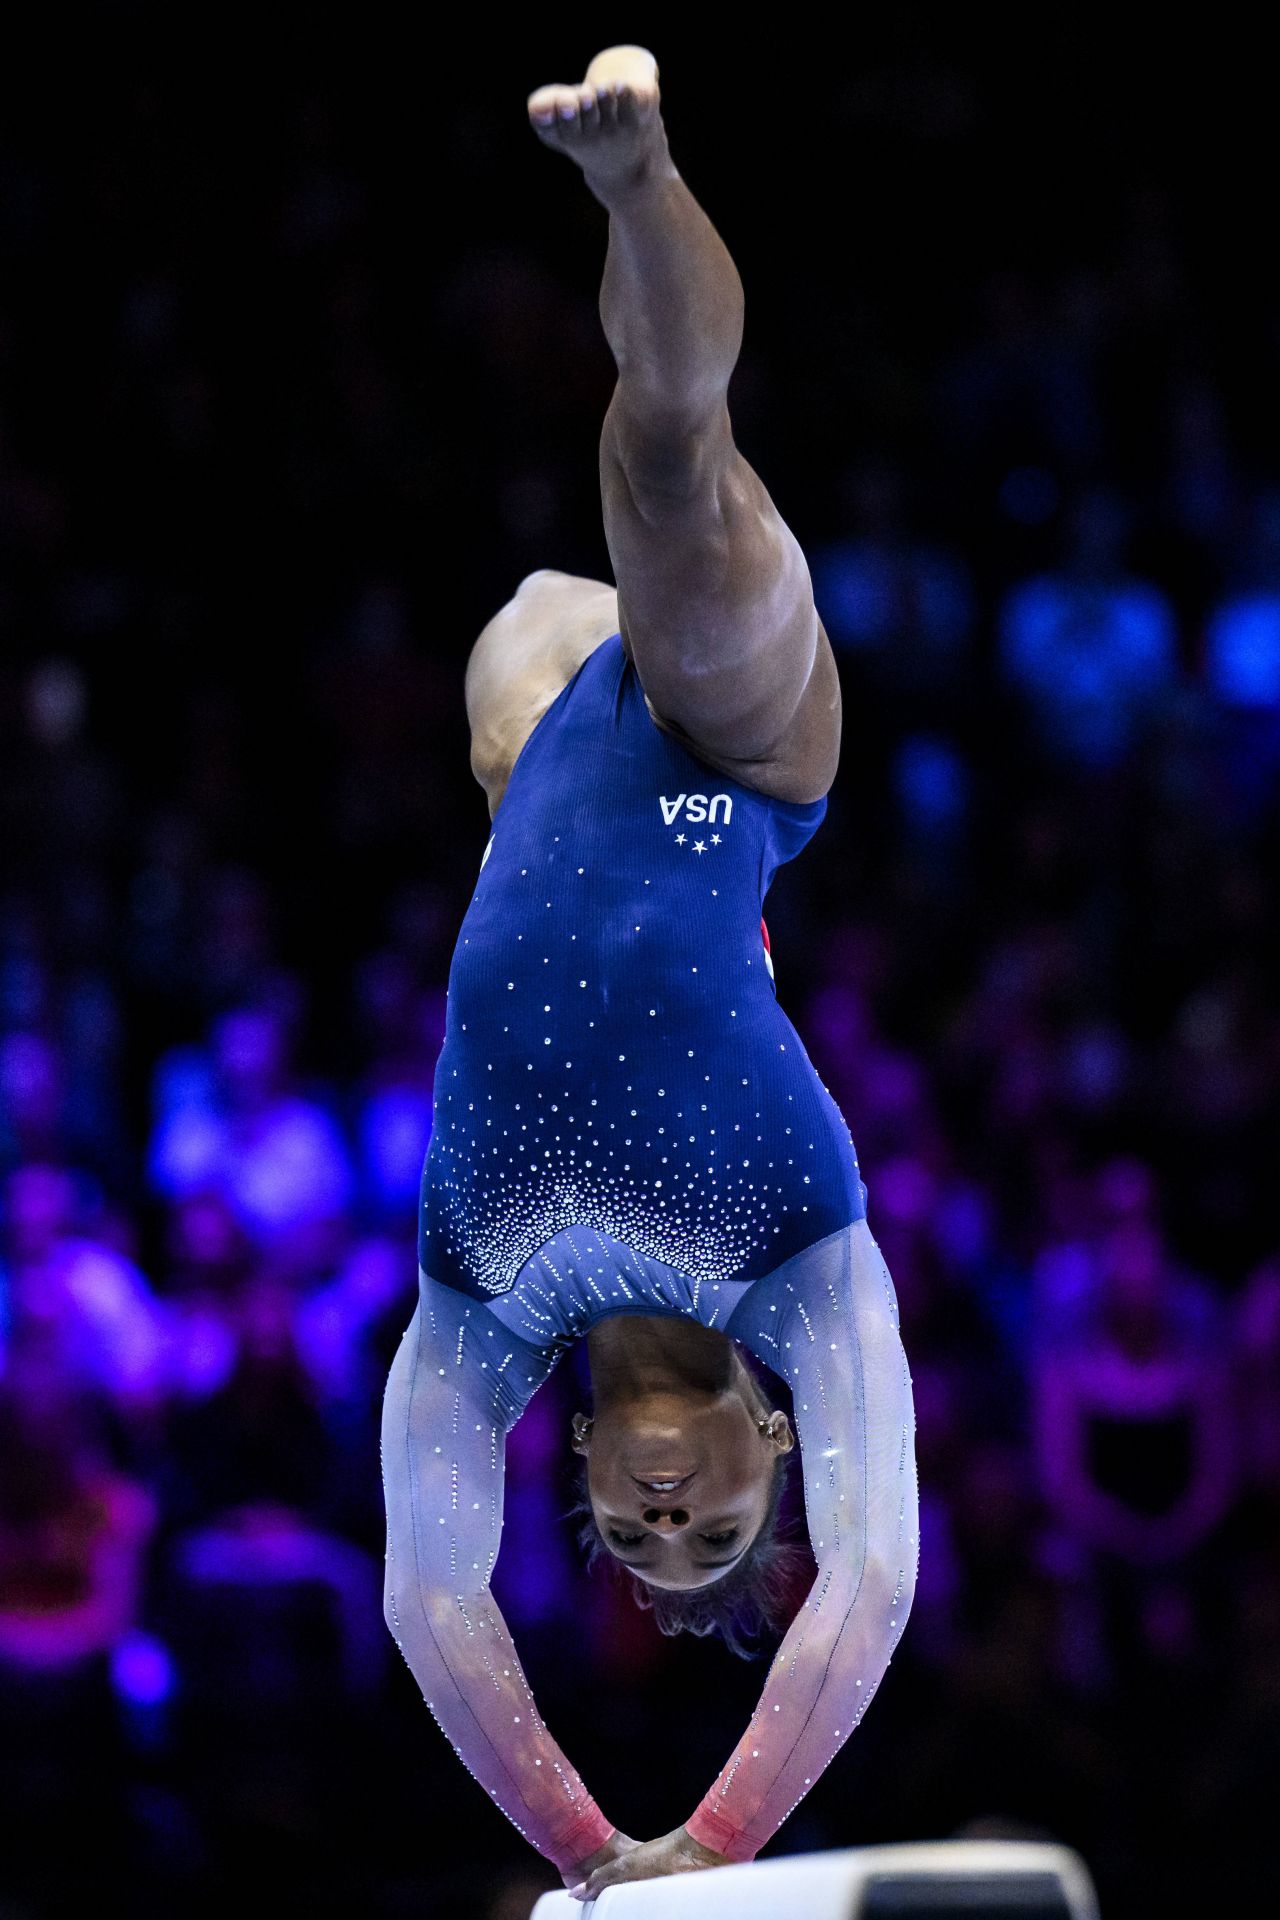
xmin=602 ymin=388 xmax=731 ymax=512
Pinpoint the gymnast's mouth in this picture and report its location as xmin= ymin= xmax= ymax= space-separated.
xmin=631 ymin=1472 xmax=695 ymax=1494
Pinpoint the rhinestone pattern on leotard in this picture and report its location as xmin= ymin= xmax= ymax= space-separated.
xmin=418 ymin=636 xmax=866 ymax=1300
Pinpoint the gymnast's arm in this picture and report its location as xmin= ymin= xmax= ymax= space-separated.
xmin=687 ymin=1224 xmax=920 ymax=1862
xmin=381 ymin=1268 xmax=620 ymax=1880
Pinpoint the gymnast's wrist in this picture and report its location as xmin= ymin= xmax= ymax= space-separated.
xmin=683 ymin=1805 xmax=754 ymax=1862
xmin=678 ymin=1824 xmax=732 ymax=1867
xmin=557 ymin=1808 xmax=620 ymax=1878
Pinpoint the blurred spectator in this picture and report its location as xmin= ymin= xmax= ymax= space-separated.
xmin=168 ymin=1503 xmax=384 ymax=1707
xmin=1031 ymin=1156 xmax=1162 ymax=1347
xmin=164 ymin=1272 xmax=335 ymax=1523
xmin=0 ymin=1163 xmax=166 ymax=1412
xmin=0 ymin=1342 xmax=155 ymax=1673
xmin=0 ymin=1030 xmax=64 ymax=1172
xmin=350 ymin=953 xmax=445 ymax=1225
xmin=1203 ymin=488 xmax=1280 ymax=706
xmin=147 ymin=1002 xmax=353 ymax=1279
xmin=1032 ymin=1217 xmax=1239 ymax=1690
xmin=156 ymin=1188 xmax=252 ymax=1402
xmin=0 ymin=1343 xmax=156 ymax=1908
xmin=998 ymin=487 xmax=1176 ymax=767
xmin=1202 ymin=487 xmax=1280 ymax=816
xmin=1232 ymin=1257 xmax=1280 ymax=1513
xmin=811 ymin=460 xmax=974 ymax=700
xmin=1 ymin=1015 xmax=129 ymax=1195
xmin=294 ymin=1232 xmax=408 ymax=1409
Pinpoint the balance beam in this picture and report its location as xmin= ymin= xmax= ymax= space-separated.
xmin=532 ymin=1839 xmax=1100 ymax=1918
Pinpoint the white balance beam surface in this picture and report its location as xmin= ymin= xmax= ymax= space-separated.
xmin=532 ymin=1839 xmax=1100 ymax=1919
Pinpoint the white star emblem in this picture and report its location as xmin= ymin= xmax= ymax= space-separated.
xmin=675 ymin=832 xmax=686 ymax=845
xmin=710 ymin=834 xmax=721 ymax=845
xmin=693 ymin=840 xmax=706 ymax=854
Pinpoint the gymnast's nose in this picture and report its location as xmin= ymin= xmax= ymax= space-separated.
xmin=642 ymin=1505 xmax=690 ymax=1528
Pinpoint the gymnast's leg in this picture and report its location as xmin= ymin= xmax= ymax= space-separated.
xmin=528 ymin=47 xmax=840 ymax=801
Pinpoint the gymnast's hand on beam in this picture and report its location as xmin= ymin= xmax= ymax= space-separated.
xmin=562 ymin=1830 xmax=642 ymax=1892
xmin=568 ymin=1826 xmax=729 ymax=1900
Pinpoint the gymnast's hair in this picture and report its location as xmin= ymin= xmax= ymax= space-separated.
xmin=567 ymin=1367 xmax=808 ymax=1661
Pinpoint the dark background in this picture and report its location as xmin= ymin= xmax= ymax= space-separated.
xmin=1 ymin=10 xmax=1278 ymax=1917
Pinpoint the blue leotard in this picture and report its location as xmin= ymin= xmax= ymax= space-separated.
xmin=382 ymin=635 xmax=918 ymax=1873
xmin=420 ymin=633 xmax=867 ymax=1298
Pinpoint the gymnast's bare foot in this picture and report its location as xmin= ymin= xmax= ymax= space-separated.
xmin=527 ymin=45 xmax=671 ymax=202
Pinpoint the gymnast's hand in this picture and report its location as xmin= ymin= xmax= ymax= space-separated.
xmin=568 ymin=1826 xmax=729 ymax=1900
xmin=562 ymin=1829 xmax=642 ymax=1892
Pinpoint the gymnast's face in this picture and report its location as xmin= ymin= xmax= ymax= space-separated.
xmin=572 ymin=1389 xmax=794 ymax=1590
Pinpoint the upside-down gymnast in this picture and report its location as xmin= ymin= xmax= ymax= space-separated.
xmin=381 ymin=45 xmax=920 ymax=1902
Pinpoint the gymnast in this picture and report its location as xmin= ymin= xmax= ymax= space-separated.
xmin=381 ymin=44 xmax=920 ymax=1901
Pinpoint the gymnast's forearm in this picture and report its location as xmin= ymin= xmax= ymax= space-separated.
xmin=687 ymin=1547 xmax=915 ymax=1862
xmin=381 ymin=1308 xmax=617 ymax=1875
xmin=383 ymin=1570 xmax=616 ymax=1874
xmin=691 ymin=1229 xmax=921 ymax=1861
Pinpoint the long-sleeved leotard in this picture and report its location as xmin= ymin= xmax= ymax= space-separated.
xmin=381 ymin=635 xmax=920 ymax=1873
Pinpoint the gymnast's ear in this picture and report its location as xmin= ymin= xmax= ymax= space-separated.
xmin=570 ymin=1413 xmax=594 ymax=1455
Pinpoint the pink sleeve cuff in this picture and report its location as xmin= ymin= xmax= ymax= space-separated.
xmin=684 ymin=1802 xmax=758 ymax=1863
xmin=548 ymin=1804 xmax=618 ymax=1877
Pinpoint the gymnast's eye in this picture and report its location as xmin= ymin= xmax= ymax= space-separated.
xmin=701 ymin=1531 xmax=738 ymax=1548
xmin=607 ymin=1530 xmax=646 ymax=1548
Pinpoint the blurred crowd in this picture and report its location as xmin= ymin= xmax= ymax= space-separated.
xmin=3 ymin=29 xmax=1280 ymax=1920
